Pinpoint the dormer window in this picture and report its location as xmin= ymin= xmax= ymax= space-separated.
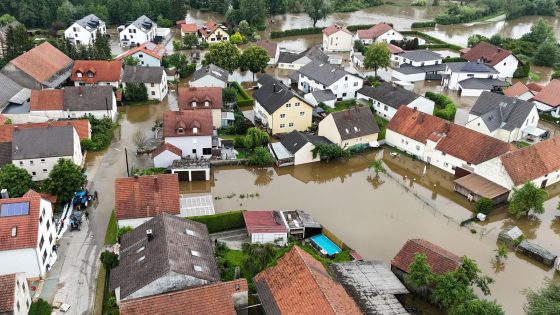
xmin=87 ymin=71 xmax=94 ymax=78
xmin=11 ymin=226 xmax=17 ymax=237
xmin=204 ymin=101 xmax=209 ymax=107
xmin=193 ymin=127 xmax=198 ymax=134
xmin=191 ymin=101 xmax=196 ymax=107
xmin=177 ymin=127 xmax=185 ymax=134
xmin=76 ymin=72 xmax=83 ymax=78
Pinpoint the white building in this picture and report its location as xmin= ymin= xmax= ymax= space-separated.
xmin=395 ymin=50 xmax=442 ymax=67
xmin=198 ymin=20 xmax=229 ymax=43
xmin=355 ymin=23 xmax=403 ymax=45
xmin=64 ymin=14 xmax=106 ymax=46
xmin=318 ymin=107 xmax=379 ymax=148
xmin=503 ymin=82 xmax=539 ymax=101
xmin=461 ymin=42 xmax=519 ymax=79
xmin=531 ymin=79 xmax=560 ymax=117
xmin=152 ymin=143 xmax=182 ymax=169
xmin=322 ymin=24 xmax=353 ymax=52
xmin=0 ymin=190 xmax=58 ymax=279
xmin=0 ymin=273 xmax=32 ymax=315
xmin=356 ymin=83 xmax=434 ymax=120
xmin=269 ymin=130 xmax=333 ymax=167
xmin=255 ymin=40 xmax=280 ymax=65
xmin=119 ymin=16 xmax=157 ymax=47
xmin=163 ymin=110 xmax=214 ymax=159
xmin=189 ymin=64 xmax=229 ymax=88
xmin=442 ymin=62 xmax=507 ymax=96
xmin=122 ymin=66 xmax=168 ymax=101
xmin=243 ymin=211 xmax=288 ymax=246
xmin=278 ymin=46 xmax=329 ymax=71
xmin=297 ymin=60 xmax=363 ymax=101
xmin=304 ymin=90 xmax=337 ymax=108
xmin=115 ymin=42 xmax=167 ymax=67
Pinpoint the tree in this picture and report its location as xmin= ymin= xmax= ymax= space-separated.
xmin=241 ymin=243 xmax=277 ymax=275
xmin=449 ymin=299 xmax=505 ymax=315
xmin=163 ymin=53 xmax=195 ymax=77
xmin=432 ymin=272 xmax=476 ymax=310
xmin=203 ymin=41 xmax=240 ymax=72
xmin=369 ymin=159 xmax=386 ymax=177
xmin=521 ymin=18 xmax=555 ymax=44
xmin=533 ymin=41 xmax=559 ymax=67
xmin=169 ymin=0 xmax=187 ymax=21
xmin=4 ymin=24 xmax=33 ymax=61
xmin=117 ymin=226 xmax=133 ymax=238
xmin=240 ymin=0 xmax=268 ymax=27
xmin=524 ymin=279 xmax=560 ymax=315
xmin=311 ymin=143 xmax=351 ymax=162
xmin=405 ymin=253 xmax=435 ymax=290
xmin=123 ymin=56 xmax=140 ymax=66
xmin=0 ymin=164 xmax=34 ymax=198
xmin=243 ymin=127 xmax=269 ymax=149
xmin=0 ymin=14 xmax=16 ymax=26
xmin=125 ymin=82 xmax=148 ymax=102
xmin=364 ymin=42 xmax=391 ymax=77
xmin=247 ymin=147 xmax=275 ymax=166
xmin=100 ymin=250 xmax=119 ymax=269
xmin=474 ymin=198 xmax=494 ymax=214
xmin=92 ymin=31 xmax=111 ymax=60
xmin=183 ymin=33 xmax=199 ymax=49
xmin=508 ymin=182 xmax=548 ymax=218
xmin=230 ymin=32 xmax=245 ymax=45
xmin=494 ymin=244 xmax=508 ymax=263
xmin=304 ymin=0 xmax=331 ymax=27
xmin=238 ymin=20 xmax=253 ymax=37
xmin=267 ymin=0 xmax=287 ymax=15
xmin=43 ymin=159 xmax=86 ymax=202
xmin=133 ymin=130 xmax=149 ymax=151
xmin=467 ymin=34 xmax=489 ymax=48
xmin=56 ymin=0 xmax=76 ymax=25
xmin=29 ymin=298 xmax=52 ymax=315
xmin=222 ymin=87 xmax=237 ymax=103
xmin=239 ymin=45 xmax=270 ymax=81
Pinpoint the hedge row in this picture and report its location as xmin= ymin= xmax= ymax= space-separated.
xmin=411 ymin=21 xmax=436 ymax=28
xmin=442 ymin=57 xmax=465 ymax=63
xmin=188 ymin=210 xmax=245 ymax=234
xmin=231 ymin=81 xmax=254 ymax=107
xmin=425 ymin=91 xmax=457 ymax=121
xmin=270 ymin=23 xmax=391 ymax=39
xmin=402 ymin=30 xmax=463 ymax=51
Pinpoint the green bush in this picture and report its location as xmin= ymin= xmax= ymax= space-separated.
xmin=425 ymin=91 xmax=457 ymax=121
xmin=514 ymin=63 xmax=530 ymax=78
xmin=411 ymin=0 xmax=427 ymax=6
xmin=474 ymin=198 xmax=494 ymax=215
xmin=442 ymin=56 xmax=465 ymax=63
xmin=80 ymin=114 xmax=115 ymax=152
xmin=29 ymin=299 xmax=52 ymax=315
xmin=188 ymin=210 xmax=245 ymax=233
xmin=411 ymin=21 xmax=436 ymax=28
xmin=271 ymin=27 xmax=322 ymax=38
xmin=231 ymin=81 xmax=254 ymax=106
xmin=247 ymin=147 xmax=275 ymax=166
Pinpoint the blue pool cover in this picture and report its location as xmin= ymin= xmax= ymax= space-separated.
xmin=311 ymin=234 xmax=341 ymax=255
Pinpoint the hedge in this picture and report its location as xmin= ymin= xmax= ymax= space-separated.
xmin=442 ymin=57 xmax=465 ymax=63
xmin=425 ymin=91 xmax=457 ymax=121
xmin=270 ymin=23 xmax=391 ymax=39
xmin=402 ymin=30 xmax=464 ymax=52
xmin=231 ymin=82 xmax=254 ymax=106
xmin=411 ymin=21 xmax=436 ymax=28
xmin=188 ymin=210 xmax=245 ymax=233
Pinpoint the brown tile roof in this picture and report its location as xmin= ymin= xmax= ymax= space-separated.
xmin=387 ymin=106 xmax=450 ymax=143
xmin=500 ymin=137 xmax=560 ymax=186
xmin=243 ymin=211 xmax=287 ymax=235
xmin=181 ymin=23 xmax=198 ymax=33
xmin=0 ymin=190 xmax=42 ymax=251
xmin=391 ymin=239 xmax=462 ymax=275
xmin=254 ymin=40 xmax=278 ymax=58
xmin=71 ymin=60 xmax=122 ymax=84
xmin=163 ymin=110 xmax=213 ymax=138
xmin=387 ymin=43 xmax=404 ymax=54
xmin=29 ymin=89 xmax=64 ymax=111
xmin=199 ymin=20 xmax=224 ymax=39
xmin=356 ymin=23 xmax=393 ymax=40
xmin=0 ymin=120 xmax=90 ymax=142
xmin=0 ymin=115 xmax=8 ymax=125
xmin=323 ymin=24 xmax=352 ymax=36
xmin=461 ymin=42 xmax=514 ymax=66
xmin=116 ymin=42 xmax=166 ymax=61
xmin=39 ymin=193 xmax=58 ymax=204
xmin=532 ymin=79 xmax=560 ymax=107
xmin=114 ymin=174 xmax=180 ymax=220
xmin=254 ymin=246 xmax=361 ymax=315
xmin=152 ymin=142 xmax=182 ymax=158
xmin=526 ymin=82 xmax=543 ymax=92
xmin=178 ymin=87 xmax=223 ymax=110
xmin=9 ymin=42 xmax=72 ymax=83
xmin=119 ymin=279 xmax=248 ymax=315
xmin=504 ymin=82 xmax=530 ymax=98
xmin=0 ymin=273 xmax=15 ymax=313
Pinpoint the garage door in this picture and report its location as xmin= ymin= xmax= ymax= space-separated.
xmin=190 ymin=170 xmax=207 ymax=181
xmin=176 ymin=171 xmax=190 ymax=181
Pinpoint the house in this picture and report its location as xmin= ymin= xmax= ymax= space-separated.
xmin=304 ymin=90 xmax=337 ymax=108
xmin=180 ymin=23 xmax=198 ymax=39
xmin=255 ymin=40 xmax=280 ymax=64
xmin=71 ymin=60 xmax=122 ymax=87
xmin=0 ymin=72 xmax=30 ymax=114
xmin=254 ymin=246 xmax=362 ymax=315
xmin=119 ymin=15 xmax=157 ymax=47
xmin=0 ymin=273 xmax=32 ymax=315
xmin=152 ymin=143 xmax=182 ymax=168
xmin=531 ymin=79 xmax=560 ymax=116
xmin=11 ymin=125 xmax=83 ymax=181
xmin=165 ymin=69 xmax=179 ymax=82
xmin=504 ymin=81 xmax=541 ymax=101
xmin=119 ymin=279 xmax=248 ymax=315
xmin=355 ymin=23 xmax=403 ymax=45
xmin=114 ymin=174 xmax=180 ymax=228
xmin=0 ymin=120 xmax=90 ymax=142
xmin=163 ymin=110 xmax=214 ymax=158
xmin=386 ymin=106 xmax=515 ymax=174
xmin=115 ymin=42 xmax=167 ymax=67
xmin=110 ymin=213 xmax=220 ymax=303
xmin=0 ymin=190 xmax=57 ymax=278
xmin=64 ymin=14 xmax=106 ymax=46
xmin=278 ymin=46 xmax=329 ymax=70
xmin=465 ymin=91 xmax=540 ymax=143
xmin=461 ymin=42 xmax=519 ymax=78
xmin=392 ymin=63 xmax=446 ymax=83
xmin=198 ymin=20 xmax=229 ymax=42
xmin=0 ymin=21 xmax=20 ymax=58
xmin=253 ymin=74 xmax=313 ymax=135
xmin=1 ymin=42 xmax=73 ymax=89
xmin=356 ymin=82 xmax=435 ymax=120
xmin=318 ymin=107 xmax=379 ymax=148
xmin=122 ymin=66 xmax=168 ymax=101
xmin=270 ymin=131 xmax=332 ymax=166
xmin=441 ymin=62 xmax=506 ymax=96
xmin=189 ymin=64 xmax=229 ymax=88
xmin=297 ymin=60 xmax=363 ymax=101
xmin=322 ymin=24 xmax=353 ymax=52
xmin=178 ymin=87 xmax=223 ymax=129
xmin=394 ymin=50 xmax=442 ymax=67
xmin=28 ymin=86 xmax=118 ymax=121
xmin=242 ymin=210 xmax=288 ymax=245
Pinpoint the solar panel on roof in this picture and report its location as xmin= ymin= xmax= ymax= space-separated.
xmin=0 ymin=202 xmax=30 ymax=217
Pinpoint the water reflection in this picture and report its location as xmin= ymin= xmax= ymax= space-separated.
xmin=501 ymin=215 xmax=542 ymax=240
xmin=250 ymin=168 xmax=275 ymax=186
xmin=549 ymin=216 xmax=560 ymax=236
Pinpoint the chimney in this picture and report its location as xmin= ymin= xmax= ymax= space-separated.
xmin=147 ymin=229 xmax=154 ymax=241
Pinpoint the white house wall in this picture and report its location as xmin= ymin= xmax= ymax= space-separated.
xmin=392 ymin=70 xmax=425 ymax=83
xmin=294 ymin=142 xmax=320 ymax=165
xmin=120 ymin=24 xmax=157 ymax=47
xmin=14 ymin=155 xmax=76 ymax=181
xmin=397 ymin=57 xmax=442 ymax=67
xmin=459 ymin=87 xmax=485 ymax=97
xmin=385 ymin=129 xmax=427 ymax=160
xmin=13 ymin=272 xmax=31 ymax=315
xmin=118 ymin=217 xmax=153 ymax=229
xmin=250 ymin=232 xmax=288 ymax=246
xmin=0 ymin=249 xmax=40 ymax=279
xmin=492 ymin=55 xmax=518 ymax=79
xmin=189 ymin=76 xmax=227 ymax=88
xmin=64 ymin=22 xmax=106 ymax=46
xmin=322 ymin=31 xmax=353 ymax=52
xmin=153 ymin=150 xmax=181 ymax=168
xmin=299 ymin=74 xmax=363 ymax=101
xmin=166 ymin=136 xmax=213 ymax=159
xmin=131 ymin=52 xmax=161 ymax=67
xmin=74 ymin=81 xmax=119 ymax=88
xmin=408 ymin=97 xmax=435 ymax=116
xmin=376 ymin=30 xmax=404 ymax=43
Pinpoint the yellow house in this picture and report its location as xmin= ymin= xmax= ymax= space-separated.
xmin=253 ymin=74 xmax=313 ymax=135
xmin=318 ymin=107 xmax=379 ymax=148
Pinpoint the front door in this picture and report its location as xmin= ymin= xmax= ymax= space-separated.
xmin=541 ymin=179 xmax=548 ymax=188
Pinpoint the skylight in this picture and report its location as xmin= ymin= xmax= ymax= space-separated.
xmin=138 ymin=256 xmax=145 ymax=262
xmin=194 ymin=265 xmax=202 ymax=272
xmin=191 ymin=250 xmax=200 ymax=257
xmin=136 ymin=246 xmax=145 ymax=253
xmin=186 ymin=229 xmax=195 ymax=236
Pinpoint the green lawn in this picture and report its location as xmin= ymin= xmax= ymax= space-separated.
xmin=104 ymin=211 xmax=117 ymax=245
xmin=219 ymin=248 xmax=245 ymax=281
xmin=375 ymin=115 xmax=388 ymax=140
xmin=236 ymin=149 xmax=248 ymax=159
xmin=323 ymin=100 xmax=358 ymax=113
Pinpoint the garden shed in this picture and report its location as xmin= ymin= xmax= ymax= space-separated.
xmin=498 ymin=226 xmax=524 ymax=248
xmin=516 ymin=240 xmax=557 ymax=267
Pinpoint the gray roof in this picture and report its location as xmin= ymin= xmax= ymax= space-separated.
xmin=277 ymin=46 xmax=328 ymax=64
xmin=470 ymin=91 xmax=535 ymax=132
xmin=64 ymin=86 xmax=114 ymax=111
xmin=357 ymin=82 xmax=419 ymax=109
xmin=517 ymin=240 xmax=557 ymax=262
xmin=399 ymin=50 xmax=442 ymax=62
xmin=122 ymin=65 xmax=164 ymax=84
xmin=330 ymin=107 xmax=380 ymax=141
xmin=191 ymin=64 xmax=229 ymax=83
xmin=253 ymin=74 xmax=308 ymax=114
xmin=298 ymin=59 xmax=357 ymax=87
xmin=110 ymin=213 xmax=220 ymax=299
xmin=0 ymin=72 xmax=28 ymax=111
xmin=131 ymin=15 xmax=155 ymax=34
xmin=329 ymin=260 xmax=409 ymax=315
xmin=310 ymin=89 xmax=336 ymax=102
xmin=75 ymin=14 xmax=104 ymax=32
xmin=446 ymin=62 xmax=499 ymax=74
xmin=0 ymin=142 xmax=12 ymax=167
xmin=458 ymin=77 xmax=508 ymax=90
xmin=280 ymin=131 xmax=332 ymax=155
xmin=12 ymin=125 xmax=75 ymax=160
xmin=393 ymin=63 xmax=446 ymax=75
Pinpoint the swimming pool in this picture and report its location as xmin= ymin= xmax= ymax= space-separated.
xmin=310 ymin=234 xmax=341 ymax=256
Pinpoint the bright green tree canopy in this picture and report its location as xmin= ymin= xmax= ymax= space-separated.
xmin=203 ymin=41 xmax=240 ymax=72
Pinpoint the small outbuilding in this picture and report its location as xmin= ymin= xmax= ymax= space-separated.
xmin=242 ymin=210 xmax=288 ymax=246
xmin=497 ymin=226 xmax=524 ymax=248
xmin=280 ymin=210 xmax=322 ymax=239
xmin=516 ymin=240 xmax=558 ymax=267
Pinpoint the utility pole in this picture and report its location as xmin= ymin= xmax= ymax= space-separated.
xmin=125 ymin=148 xmax=130 ymax=177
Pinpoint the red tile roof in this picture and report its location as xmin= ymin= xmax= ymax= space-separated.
xmin=119 ymin=279 xmax=248 ymax=315
xmin=163 ymin=110 xmax=213 ymax=138
xmin=178 ymin=87 xmax=223 ymax=110
xmin=39 ymin=193 xmax=57 ymax=205
xmin=323 ymin=24 xmax=352 ymax=36
xmin=461 ymin=42 xmax=514 ymax=66
xmin=526 ymin=82 xmax=543 ymax=92
xmin=0 ymin=273 xmax=15 ymax=313
xmin=199 ymin=20 xmax=225 ymax=39
xmin=504 ymin=82 xmax=530 ymax=98
xmin=0 ymin=190 xmax=42 ymax=251
xmin=391 ymin=239 xmax=462 ymax=275
xmin=10 ymin=42 xmax=72 ymax=83
xmin=114 ymin=174 xmax=181 ymax=220
xmin=181 ymin=23 xmax=198 ymax=33
xmin=116 ymin=42 xmax=166 ymax=61
xmin=500 ymin=137 xmax=560 ymax=186
xmin=29 ymin=89 xmax=64 ymax=111
xmin=532 ymin=79 xmax=560 ymax=107
xmin=356 ymin=23 xmax=393 ymax=40
xmin=0 ymin=120 xmax=90 ymax=142
xmin=71 ymin=60 xmax=122 ymax=84
xmin=254 ymin=40 xmax=278 ymax=58
xmin=151 ymin=142 xmax=182 ymax=158
xmin=0 ymin=115 xmax=9 ymax=125
xmin=254 ymin=246 xmax=361 ymax=315
xmin=243 ymin=211 xmax=287 ymax=236
xmin=388 ymin=107 xmax=515 ymax=164
xmin=387 ymin=43 xmax=404 ymax=54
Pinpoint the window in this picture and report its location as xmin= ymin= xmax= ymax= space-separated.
xmin=150 ymin=83 xmax=155 ymax=87
xmin=42 ymin=250 xmax=47 ymax=264
xmin=193 ymin=127 xmax=198 ymax=134
xmin=42 ymin=169 xmax=47 ymax=173
xmin=345 ymin=76 xmax=348 ymax=81
xmin=76 ymin=72 xmax=82 ymax=78
xmin=286 ymin=104 xmax=291 ymax=108
xmin=17 ymin=301 xmax=20 ymax=311
xmin=11 ymin=226 xmax=16 ymax=237
xmin=139 ymin=54 xmax=143 ymax=58
xmin=354 ymin=82 xmax=359 ymax=86
xmin=29 ymin=160 xmax=34 ymax=166
xmin=151 ymin=91 xmax=155 ymax=95
xmin=467 ymin=74 xmax=474 ymax=77
xmin=295 ymin=102 xmax=300 ymax=107
xmin=32 ymin=172 xmax=36 ymax=176
xmin=192 ymin=149 xmax=196 ymax=154
xmin=39 ymin=236 xmax=44 ymax=249
xmin=280 ymin=114 xmax=286 ymax=119
xmin=416 ymin=145 xmax=420 ymax=151
xmin=49 ymin=234 xmax=52 ymax=244
xmin=444 ymin=162 xmax=449 ymax=168
xmin=280 ymin=123 xmax=285 ymax=128
xmin=137 ymin=256 xmax=145 ymax=262
xmin=384 ymin=105 xmax=388 ymax=111
xmin=194 ymin=265 xmax=203 ymax=272
xmin=289 ymin=123 xmax=294 ymax=127
xmin=204 ymin=101 xmax=209 ymax=107
xmin=41 ymin=159 xmax=45 ymax=163
xmin=442 ymin=152 xmax=446 ymax=156
xmin=401 ymin=139 xmax=404 ymax=143
xmin=203 ymin=148 xmax=212 ymax=155
xmin=87 ymin=72 xmax=93 ymax=78
xmin=19 ymin=161 xmax=23 ymax=166
xmin=299 ymin=111 xmax=305 ymax=116
xmin=136 ymin=246 xmax=145 ymax=253
xmin=46 ymin=220 xmax=50 ymax=231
